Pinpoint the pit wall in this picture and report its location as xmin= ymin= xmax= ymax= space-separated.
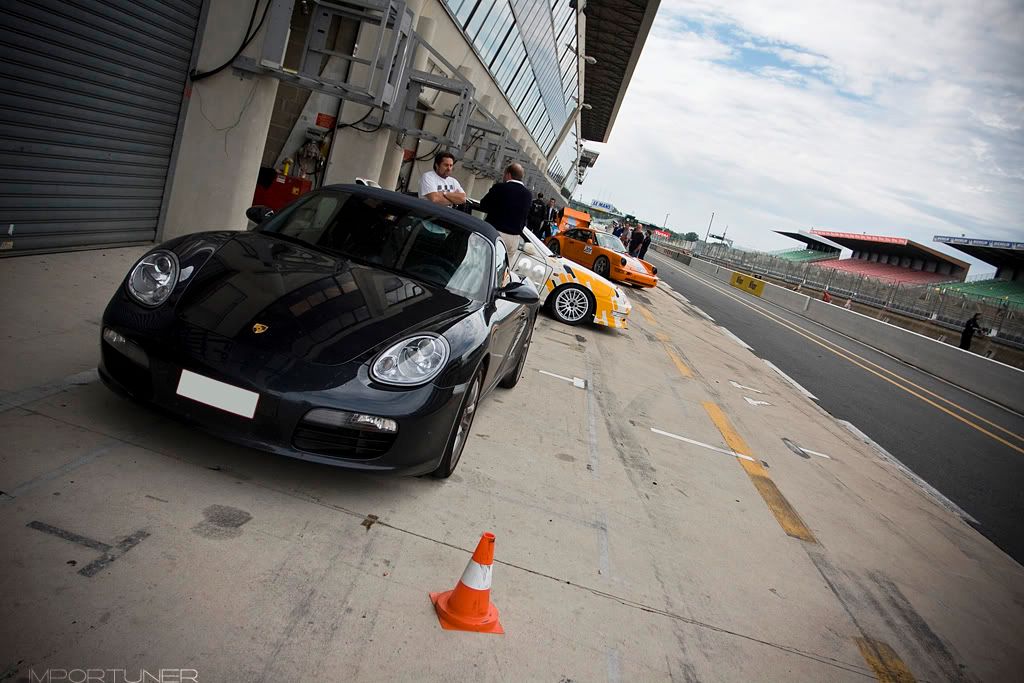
xmin=652 ymin=245 xmax=1024 ymax=414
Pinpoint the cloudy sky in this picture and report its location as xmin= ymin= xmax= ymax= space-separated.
xmin=581 ymin=0 xmax=1024 ymax=272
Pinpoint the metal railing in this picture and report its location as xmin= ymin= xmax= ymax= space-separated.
xmin=656 ymin=240 xmax=1024 ymax=349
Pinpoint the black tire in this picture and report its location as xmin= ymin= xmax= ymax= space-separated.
xmin=499 ymin=318 xmax=534 ymax=388
xmin=547 ymin=283 xmax=594 ymax=326
xmin=431 ymin=370 xmax=483 ymax=478
xmin=593 ymin=255 xmax=610 ymax=277
xmin=547 ymin=240 xmax=560 ymax=255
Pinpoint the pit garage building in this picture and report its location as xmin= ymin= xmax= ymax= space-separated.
xmin=0 ymin=0 xmax=659 ymax=254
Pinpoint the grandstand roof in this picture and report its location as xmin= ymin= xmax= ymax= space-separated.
xmin=774 ymin=229 xmax=843 ymax=252
xmin=811 ymin=230 xmax=969 ymax=270
xmin=933 ymin=236 xmax=1024 ymax=271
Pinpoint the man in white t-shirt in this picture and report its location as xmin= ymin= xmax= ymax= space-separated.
xmin=419 ymin=151 xmax=467 ymax=207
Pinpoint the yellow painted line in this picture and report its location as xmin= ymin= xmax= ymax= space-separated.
xmin=655 ymin=256 xmax=1024 ymax=454
xmin=636 ymin=303 xmax=657 ymax=324
xmin=655 ymin=331 xmax=671 ymax=342
xmin=663 ymin=345 xmax=693 ymax=378
xmin=855 ymin=638 xmax=916 ymax=682
xmin=703 ymin=402 xmax=817 ymax=543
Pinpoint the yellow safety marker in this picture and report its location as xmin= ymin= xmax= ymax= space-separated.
xmin=730 ymin=271 xmax=765 ymax=297
xmin=635 ymin=304 xmax=658 ymax=325
xmin=703 ymin=402 xmax=817 ymax=543
xmin=855 ymin=638 xmax=916 ymax=682
xmin=664 ymin=346 xmax=693 ymax=378
xmin=655 ymin=256 xmax=1024 ymax=453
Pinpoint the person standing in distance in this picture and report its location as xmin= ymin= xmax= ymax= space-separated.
xmin=479 ymin=163 xmax=532 ymax=255
xmin=638 ymin=228 xmax=653 ymax=260
xmin=528 ymin=192 xmax=546 ymax=235
xmin=544 ymin=198 xmax=559 ymax=239
xmin=419 ymin=151 xmax=467 ymax=207
xmin=959 ymin=313 xmax=988 ymax=351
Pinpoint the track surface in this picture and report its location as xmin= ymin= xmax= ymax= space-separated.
xmin=649 ymin=252 xmax=1024 ymax=565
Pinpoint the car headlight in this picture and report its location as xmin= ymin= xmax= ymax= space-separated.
xmin=370 ymin=334 xmax=450 ymax=386
xmin=127 ymin=250 xmax=179 ymax=307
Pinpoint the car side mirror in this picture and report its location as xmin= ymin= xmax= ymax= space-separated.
xmin=497 ymin=280 xmax=540 ymax=305
xmin=587 ymin=238 xmax=594 ymax=244
xmin=246 ymin=206 xmax=274 ymax=226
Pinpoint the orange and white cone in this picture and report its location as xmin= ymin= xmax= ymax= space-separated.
xmin=429 ymin=532 xmax=504 ymax=634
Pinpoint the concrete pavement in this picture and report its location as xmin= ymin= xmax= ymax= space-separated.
xmin=1 ymin=247 xmax=1023 ymax=681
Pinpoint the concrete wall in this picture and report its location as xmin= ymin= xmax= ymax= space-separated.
xmin=653 ymin=245 xmax=1024 ymax=413
xmin=325 ymin=0 xmax=550 ymax=195
xmin=161 ymin=0 xmax=279 ymax=240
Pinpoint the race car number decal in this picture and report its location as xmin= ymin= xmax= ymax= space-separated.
xmin=583 ymin=245 xmax=593 ymax=254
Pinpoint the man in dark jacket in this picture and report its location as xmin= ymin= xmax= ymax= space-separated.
xmin=480 ymin=163 xmax=533 ymax=255
xmin=628 ymin=228 xmax=645 ymax=256
xmin=959 ymin=313 xmax=987 ymax=350
xmin=528 ymin=192 xmax=546 ymax=234
xmin=638 ymin=229 xmax=652 ymax=260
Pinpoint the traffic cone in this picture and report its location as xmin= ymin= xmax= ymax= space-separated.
xmin=429 ymin=532 xmax=504 ymax=634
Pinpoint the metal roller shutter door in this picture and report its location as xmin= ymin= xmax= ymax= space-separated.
xmin=0 ymin=0 xmax=202 ymax=254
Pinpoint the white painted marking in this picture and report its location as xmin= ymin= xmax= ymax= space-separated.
xmin=762 ymin=360 xmax=818 ymax=400
xmin=538 ymin=369 xmax=587 ymax=389
xmin=744 ymin=396 xmax=772 ymax=407
xmin=730 ymin=380 xmax=763 ymax=394
xmin=720 ymin=327 xmax=753 ymax=350
xmin=692 ymin=306 xmax=715 ymax=322
xmin=176 ymin=370 xmax=259 ymax=418
xmin=607 ymin=649 xmax=622 ymax=683
xmin=801 ymin=448 xmax=832 ymax=460
xmin=650 ymin=427 xmax=756 ymax=462
xmin=597 ymin=512 xmax=611 ymax=577
xmin=838 ymin=420 xmax=978 ymax=525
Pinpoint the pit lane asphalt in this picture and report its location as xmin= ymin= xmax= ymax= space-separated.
xmin=647 ymin=251 xmax=1024 ymax=566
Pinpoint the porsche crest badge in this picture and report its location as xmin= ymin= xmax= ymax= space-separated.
xmin=253 ymin=323 xmax=269 ymax=334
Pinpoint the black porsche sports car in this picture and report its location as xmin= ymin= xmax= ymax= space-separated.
xmin=99 ymin=185 xmax=540 ymax=478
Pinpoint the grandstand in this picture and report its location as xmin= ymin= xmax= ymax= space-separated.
xmin=810 ymin=230 xmax=967 ymax=285
xmin=933 ymin=236 xmax=1024 ymax=303
xmin=773 ymin=230 xmax=842 ymax=263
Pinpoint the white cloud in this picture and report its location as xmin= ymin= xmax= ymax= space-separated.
xmin=583 ymin=0 xmax=1024 ymax=270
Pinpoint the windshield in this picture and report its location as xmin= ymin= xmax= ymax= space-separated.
xmin=594 ymin=232 xmax=625 ymax=253
xmin=521 ymin=227 xmax=554 ymax=257
xmin=261 ymin=191 xmax=491 ymax=300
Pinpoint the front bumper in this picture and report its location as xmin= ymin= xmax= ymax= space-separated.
xmin=611 ymin=266 xmax=658 ymax=288
xmin=98 ymin=332 xmax=465 ymax=476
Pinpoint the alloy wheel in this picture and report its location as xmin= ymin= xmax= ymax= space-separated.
xmin=555 ymin=287 xmax=589 ymax=322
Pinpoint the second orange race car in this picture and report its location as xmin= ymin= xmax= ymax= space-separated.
xmin=547 ymin=226 xmax=658 ymax=288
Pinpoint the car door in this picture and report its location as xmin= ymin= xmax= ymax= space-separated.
xmin=562 ymin=229 xmax=587 ymax=263
xmin=486 ymin=239 xmax=528 ymax=389
xmin=578 ymin=229 xmax=599 ymax=268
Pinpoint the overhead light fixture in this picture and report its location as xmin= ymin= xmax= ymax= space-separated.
xmin=583 ymin=55 xmax=597 ymax=65
xmin=580 ymin=103 xmax=592 ymax=110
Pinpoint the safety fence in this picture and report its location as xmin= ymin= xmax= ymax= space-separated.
xmin=656 ymin=240 xmax=1024 ymax=349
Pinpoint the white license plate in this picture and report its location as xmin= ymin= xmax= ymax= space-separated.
xmin=176 ymin=369 xmax=259 ymax=419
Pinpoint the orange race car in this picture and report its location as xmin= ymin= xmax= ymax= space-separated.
xmin=547 ymin=226 xmax=659 ymax=288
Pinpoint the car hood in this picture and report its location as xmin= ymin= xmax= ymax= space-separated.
xmin=621 ymin=254 xmax=650 ymax=273
xmin=175 ymin=232 xmax=474 ymax=366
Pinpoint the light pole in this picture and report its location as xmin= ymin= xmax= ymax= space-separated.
xmin=663 ymin=213 xmax=670 ymax=230
xmin=704 ymin=211 xmax=715 ymax=242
